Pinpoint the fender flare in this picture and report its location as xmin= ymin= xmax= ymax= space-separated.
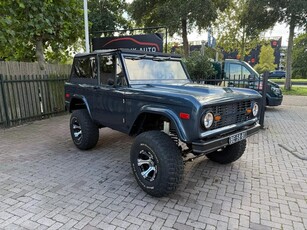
xmin=69 ymin=95 xmax=93 ymax=120
xmin=135 ymin=105 xmax=189 ymax=142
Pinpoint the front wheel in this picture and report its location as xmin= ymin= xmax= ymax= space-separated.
xmin=130 ymin=131 xmax=184 ymax=197
xmin=70 ymin=109 xmax=99 ymax=150
xmin=206 ymin=139 xmax=246 ymax=164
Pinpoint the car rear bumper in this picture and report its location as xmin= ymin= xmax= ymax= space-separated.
xmin=192 ymin=123 xmax=261 ymax=154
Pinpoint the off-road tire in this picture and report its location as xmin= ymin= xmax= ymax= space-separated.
xmin=206 ymin=139 xmax=246 ymax=164
xmin=70 ymin=109 xmax=99 ymax=150
xmin=130 ymin=131 xmax=184 ymax=197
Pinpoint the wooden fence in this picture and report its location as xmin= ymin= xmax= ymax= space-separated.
xmin=0 ymin=61 xmax=71 ymax=127
xmin=0 ymin=61 xmax=71 ymax=76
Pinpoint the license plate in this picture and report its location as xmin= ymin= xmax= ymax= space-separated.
xmin=229 ymin=131 xmax=247 ymax=145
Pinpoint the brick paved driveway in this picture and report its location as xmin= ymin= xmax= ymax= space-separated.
xmin=0 ymin=95 xmax=306 ymax=230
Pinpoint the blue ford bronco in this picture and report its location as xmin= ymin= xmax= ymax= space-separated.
xmin=65 ymin=49 xmax=262 ymax=197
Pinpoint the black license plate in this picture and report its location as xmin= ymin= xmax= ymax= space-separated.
xmin=229 ymin=131 xmax=247 ymax=145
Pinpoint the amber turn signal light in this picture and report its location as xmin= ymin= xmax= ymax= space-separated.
xmin=214 ymin=115 xmax=221 ymax=121
xmin=246 ymin=108 xmax=252 ymax=115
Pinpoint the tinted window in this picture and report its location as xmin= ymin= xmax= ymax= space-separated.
xmin=229 ymin=64 xmax=251 ymax=79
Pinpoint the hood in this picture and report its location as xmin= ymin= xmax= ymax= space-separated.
xmin=130 ymin=83 xmax=262 ymax=105
xmin=268 ymin=80 xmax=280 ymax=88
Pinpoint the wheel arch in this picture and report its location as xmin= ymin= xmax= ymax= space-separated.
xmin=129 ymin=107 xmax=188 ymax=142
xmin=69 ymin=96 xmax=93 ymax=119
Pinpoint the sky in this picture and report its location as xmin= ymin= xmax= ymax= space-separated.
xmin=185 ymin=23 xmax=291 ymax=47
xmin=125 ymin=0 xmax=298 ymax=47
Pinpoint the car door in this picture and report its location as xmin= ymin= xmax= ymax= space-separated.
xmin=90 ymin=54 xmax=128 ymax=132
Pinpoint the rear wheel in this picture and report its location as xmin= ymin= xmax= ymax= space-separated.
xmin=206 ymin=140 xmax=246 ymax=164
xmin=70 ymin=109 xmax=99 ymax=150
xmin=130 ymin=131 xmax=184 ymax=197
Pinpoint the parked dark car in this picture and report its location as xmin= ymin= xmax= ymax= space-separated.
xmin=218 ymin=59 xmax=283 ymax=106
xmin=65 ymin=49 xmax=262 ymax=197
xmin=269 ymin=70 xmax=286 ymax=79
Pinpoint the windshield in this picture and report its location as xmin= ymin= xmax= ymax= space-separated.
xmin=243 ymin=61 xmax=260 ymax=78
xmin=123 ymin=54 xmax=190 ymax=84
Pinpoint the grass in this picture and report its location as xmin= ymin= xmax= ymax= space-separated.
xmin=281 ymin=87 xmax=307 ymax=96
xmin=272 ymin=78 xmax=307 ymax=83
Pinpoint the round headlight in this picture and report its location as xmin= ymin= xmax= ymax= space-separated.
xmin=252 ymin=102 xmax=259 ymax=116
xmin=203 ymin=112 xmax=214 ymax=129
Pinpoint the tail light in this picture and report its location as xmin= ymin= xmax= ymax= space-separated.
xmin=257 ymin=82 xmax=263 ymax=90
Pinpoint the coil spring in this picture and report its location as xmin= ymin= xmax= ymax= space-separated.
xmin=169 ymin=131 xmax=179 ymax=145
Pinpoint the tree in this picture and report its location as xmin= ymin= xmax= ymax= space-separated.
xmin=128 ymin=0 xmax=230 ymax=57
xmin=0 ymin=0 xmax=84 ymax=68
xmin=256 ymin=0 xmax=307 ymax=89
xmin=254 ymin=44 xmax=276 ymax=74
xmin=215 ymin=0 xmax=279 ymax=60
xmin=183 ymin=52 xmax=217 ymax=82
xmin=292 ymin=33 xmax=307 ymax=79
xmin=89 ymin=0 xmax=129 ymax=35
xmin=280 ymin=0 xmax=307 ymax=89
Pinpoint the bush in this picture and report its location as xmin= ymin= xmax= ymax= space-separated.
xmin=183 ymin=52 xmax=218 ymax=83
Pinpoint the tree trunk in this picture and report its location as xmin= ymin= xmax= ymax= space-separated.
xmin=181 ymin=18 xmax=189 ymax=58
xmin=240 ymin=26 xmax=246 ymax=61
xmin=35 ymin=39 xmax=45 ymax=70
xmin=285 ymin=19 xmax=295 ymax=90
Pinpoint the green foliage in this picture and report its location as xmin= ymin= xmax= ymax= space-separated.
xmin=282 ymin=87 xmax=307 ymax=96
xmin=0 ymin=0 xmax=84 ymax=64
xmin=271 ymin=79 xmax=307 ymax=83
xmin=128 ymin=0 xmax=230 ymax=57
xmin=89 ymin=0 xmax=130 ymax=34
xmin=271 ymin=0 xmax=307 ymax=29
xmin=292 ymin=33 xmax=307 ymax=79
xmin=206 ymin=47 xmax=224 ymax=61
xmin=215 ymin=0 xmax=278 ymax=59
xmin=257 ymin=0 xmax=307 ymax=89
xmin=183 ymin=52 xmax=217 ymax=82
xmin=254 ymin=45 xmax=276 ymax=74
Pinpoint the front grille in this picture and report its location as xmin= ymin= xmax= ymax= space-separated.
xmin=209 ymin=100 xmax=252 ymax=129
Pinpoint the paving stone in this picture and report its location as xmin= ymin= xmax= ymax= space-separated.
xmin=19 ymin=219 xmax=41 ymax=229
xmin=125 ymin=215 xmax=144 ymax=226
xmin=173 ymin=222 xmax=194 ymax=230
xmin=49 ymin=222 xmax=64 ymax=230
xmin=176 ymin=211 xmax=189 ymax=224
xmin=138 ymin=213 xmax=156 ymax=223
xmin=74 ymin=216 xmax=92 ymax=229
xmin=0 ymin=95 xmax=306 ymax=230
xmin=37 ymin=217 xmax=56 ymax=227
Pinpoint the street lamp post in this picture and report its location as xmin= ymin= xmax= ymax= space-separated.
xmin=84 ymin=0 xmax=90 ymax=53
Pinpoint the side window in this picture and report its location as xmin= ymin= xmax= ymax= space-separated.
xmin=229 ymin=64 xmax=241 ymax=79
xmin=241 ymin=66 xmax=251 ymax=79
xmin=99 ymin=55 xmax=127 ymax=87
xmin=229 ymin=64 xmax=250 ymax=79
xmin=72 ymin=56 xmax=97 ymax=84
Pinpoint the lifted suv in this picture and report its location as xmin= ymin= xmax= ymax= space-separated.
xmin=65 ymin=49 xmax=262 ymax=197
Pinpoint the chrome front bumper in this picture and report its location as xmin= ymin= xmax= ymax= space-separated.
xmin=192 ymin=123 xmax=260 ymax=154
